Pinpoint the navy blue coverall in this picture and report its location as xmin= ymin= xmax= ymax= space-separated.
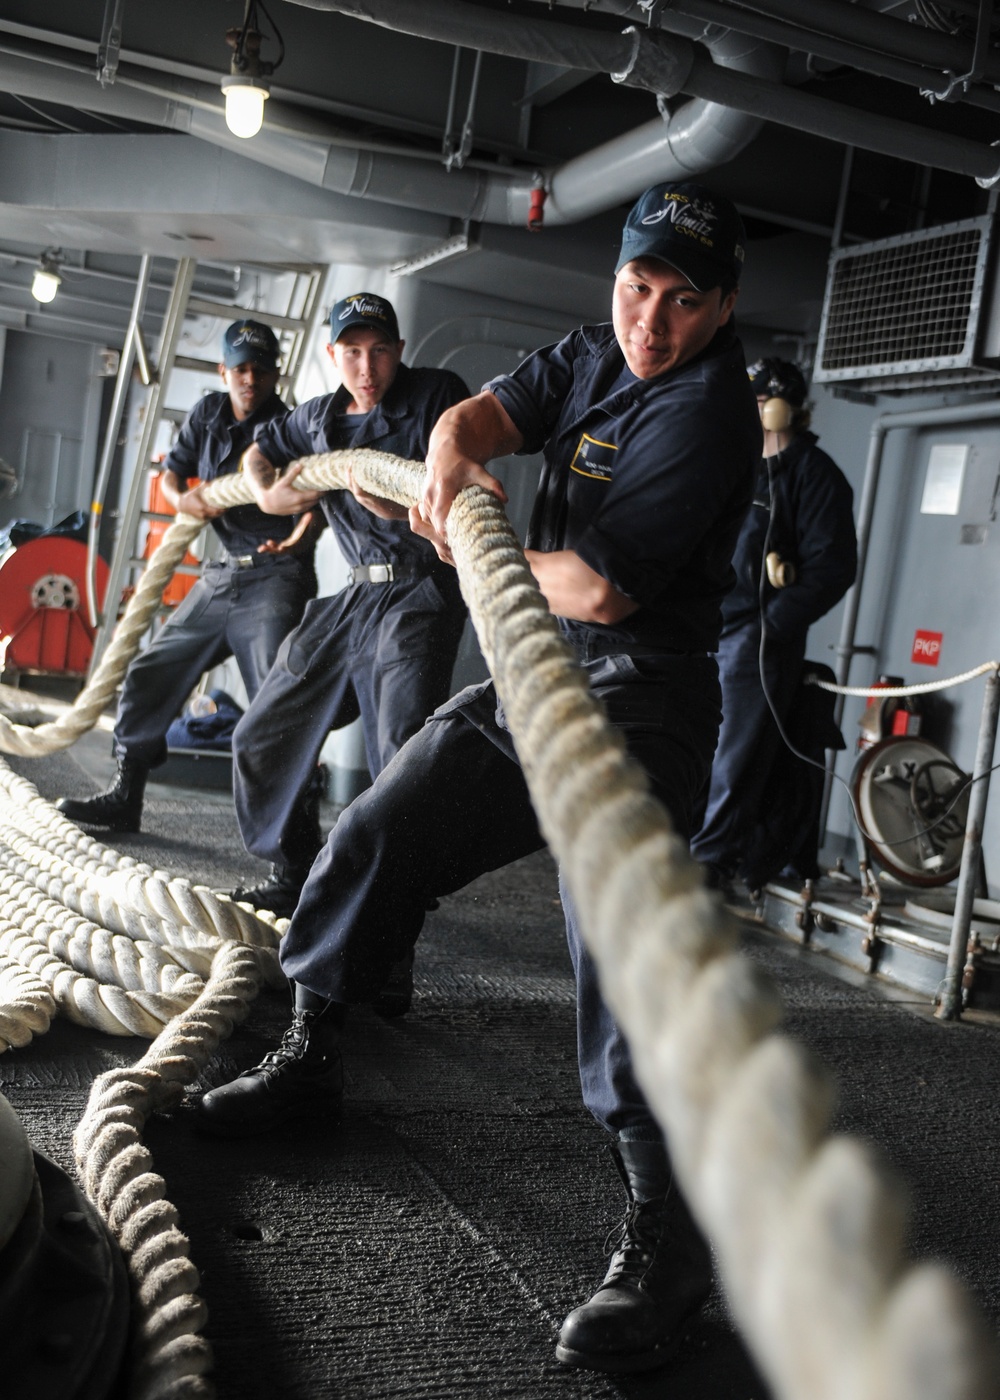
xmin=690 ymin=430 xmax=857 ymax=886
xmin=232 ymin=362 xmax=469 ymax=873
xmin=114 ymin=390 xmax=316 ymax=768
xmin=279 ymin=320 xmax=760 ymax=1139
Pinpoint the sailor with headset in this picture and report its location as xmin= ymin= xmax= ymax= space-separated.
xmin=691 ymin=357 xmax=857 ymax=892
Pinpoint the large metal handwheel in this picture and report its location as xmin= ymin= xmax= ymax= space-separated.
xmin=852 ymin=736 xmax=970 ymax=887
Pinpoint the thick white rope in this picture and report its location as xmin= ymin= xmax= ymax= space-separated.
xmin=0 ymin=760 xmax=280 ymax=947
xmin=0 ymin=759 xmax=282 ymax=1399
xmin=0 ymin=955 xmax=55 ymax=1050
xmin=74 ymin=941 xmax=263 ymax=1400
xmin=809 ymin=661 xmax=1000 ymax=698
xmin=0 ymin=449 xmax=995 ymax=1399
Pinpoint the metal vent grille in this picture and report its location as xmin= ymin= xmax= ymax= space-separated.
xmin=814 ymin=216 xmax=1000 ymax=391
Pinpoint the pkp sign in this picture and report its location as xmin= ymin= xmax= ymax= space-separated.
xmin=912 ymin=629 xmax=943 ymax=666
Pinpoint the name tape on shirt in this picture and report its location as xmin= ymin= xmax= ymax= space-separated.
xmin=570 ymin=434 xmax=618 ymax=482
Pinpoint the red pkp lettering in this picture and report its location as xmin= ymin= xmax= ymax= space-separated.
xmin=911 ymin=630 xmax=943 ymax=666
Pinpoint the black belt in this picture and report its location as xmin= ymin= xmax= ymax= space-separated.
xmin=347 ymin=562 xmax=418 ymax=585
xmin=222 ymin=552 xmax=297 ymax=570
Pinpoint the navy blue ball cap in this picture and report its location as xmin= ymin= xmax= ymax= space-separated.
xmin=616 ymin=182 xmax=747 ymax=290
xmin=330 ymin=292 xmax=400 ymax=344
xmin=747 ymin=357 xmax=808 ymax=406
xmin=221 ymin=319 xmax=280 ymax=370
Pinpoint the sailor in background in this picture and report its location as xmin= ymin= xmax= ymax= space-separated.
xmin=57 ymin=320 xmax=317 ymax=834
xmin=229 ymin=292 xmax=469 ymax=920
xmin=691 ymin=357 xmax=857 ymax=893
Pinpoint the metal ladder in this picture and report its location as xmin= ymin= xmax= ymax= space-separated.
xmin=86 ymin=256 xmax=327 ymax=676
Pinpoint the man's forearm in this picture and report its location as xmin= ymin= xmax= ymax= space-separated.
xmin=158 ymin=470 xmax=186 ymax=512
xmin=525 ymin=549 xmax=638 ymax=625
xmin=240 ymin=445 xmax=324 ymax=516
xmin=428 ymin=390 xmax=524 ymax=469
xmin=241 ymin=444 xmax=279 ymax=500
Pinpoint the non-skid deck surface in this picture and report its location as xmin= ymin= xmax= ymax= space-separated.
xmin=3 ymin=743 xmax=999 ymax=1399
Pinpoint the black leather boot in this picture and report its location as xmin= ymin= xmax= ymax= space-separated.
xmin=56 ymin=757 xmax=148 ymax=833
xmin=230 ymin=863 xmax=311 ymax=919
xmin=556 ymin=1139 xmax=713 ymax=1373
xmin=194 ymin=986 xmax=345 ymax=1137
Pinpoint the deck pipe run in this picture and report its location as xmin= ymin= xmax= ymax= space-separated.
xmin=3 ymin=1 xmax=1000 ymax=236
xmin=938 ymin=668 xmax=1000 ymax=1021
xmin=0 ymin=36 xmax=766 ymax=226
xmin=539 ymin=0 xmax=1000 ymax=90
xmin=286 ymin=0 xmax=1000 ymax=185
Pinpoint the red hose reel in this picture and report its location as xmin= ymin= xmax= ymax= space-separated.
xmin=0 ymin=536 xmax=109 ymax=676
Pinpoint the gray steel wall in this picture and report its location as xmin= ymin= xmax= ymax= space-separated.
xmin=808 ymin=388 xmax=1000 ymax=892
xmin=0 ymin=331 xmax=102 ymax=531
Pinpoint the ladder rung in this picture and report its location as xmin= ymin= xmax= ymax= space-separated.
xmin=174 ymin=355 xmax=221 ymax=374
xmin=185 ymin=298 xmax=313 ymax=333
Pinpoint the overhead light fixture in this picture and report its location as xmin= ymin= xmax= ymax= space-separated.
xmin=31 ymin=249 xmax=62 ymax=304
xmin=222 ymin=76 xmax=269 ymax=139
xmin=222 ymin=0 xmax=283 ymax=140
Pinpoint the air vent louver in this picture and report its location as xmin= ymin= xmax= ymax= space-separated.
xmin=814 ymin=215 xmax=1000 ymax=393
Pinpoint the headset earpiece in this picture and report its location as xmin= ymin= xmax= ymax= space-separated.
xmin=765 ymin=551 xmax=796 ymax=589
xmin=761 ymin=397 xmax=794 ymax=433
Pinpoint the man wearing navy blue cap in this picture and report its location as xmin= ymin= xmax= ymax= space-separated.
xmin=197 ymin=186 xmax=761 ymax=1375
xmin=57 ymin=319 xmax=317 ymax=834
xmin=227 ymin=291 xmax=469 ymax=921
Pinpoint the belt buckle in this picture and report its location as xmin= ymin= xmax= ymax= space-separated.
xmin=232 ymin=554 xmax=254 ymax=568
xmin=370 ymin=563 xmax=392 ymax=583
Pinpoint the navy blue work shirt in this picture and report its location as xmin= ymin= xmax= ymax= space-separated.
xmin=253 ymin=362 xmax=469 ymax=570
xmin=164 ymin=389 xmax=303 ymax=558
xmin=486 ymin=320 xmax=761 ymax=655
xmin=722 ymin=430 xmax=857 ymax=646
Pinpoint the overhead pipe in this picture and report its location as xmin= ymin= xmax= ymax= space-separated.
xmin=0 ymin=33 xmax=770 ymax=225
xmin=639 ymin=0 xmax=1000 ymax=114
xmin=285 ymin=0 xmax=1000 ymax=185
xmin=549 ymin=0 xmax=1000 ymax=89
xmin=2 ymin=6 xmax=1000 ymax=238
xmin=545 ymin=24 xmax=782 ymax=221
xmin=185 ymin=22 xmax=777 ymax=226
xmin=711 ymin=0 xmax=1000 ymax=87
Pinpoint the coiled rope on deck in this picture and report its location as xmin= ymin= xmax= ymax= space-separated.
xmin=73 ymin=941 xmax=262 ymax=1400
xmin=1 ymin=449 xmax=997 ymax=1399
xmin=0 ymin=764 xmax=283 ymax=1395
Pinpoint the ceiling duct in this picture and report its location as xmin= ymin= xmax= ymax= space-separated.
xmin=813 ymin=216 xmax=1000 ymax=394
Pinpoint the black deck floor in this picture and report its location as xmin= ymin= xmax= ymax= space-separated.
xmin=3 ymin=735 xmax=1000 ymax=1400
